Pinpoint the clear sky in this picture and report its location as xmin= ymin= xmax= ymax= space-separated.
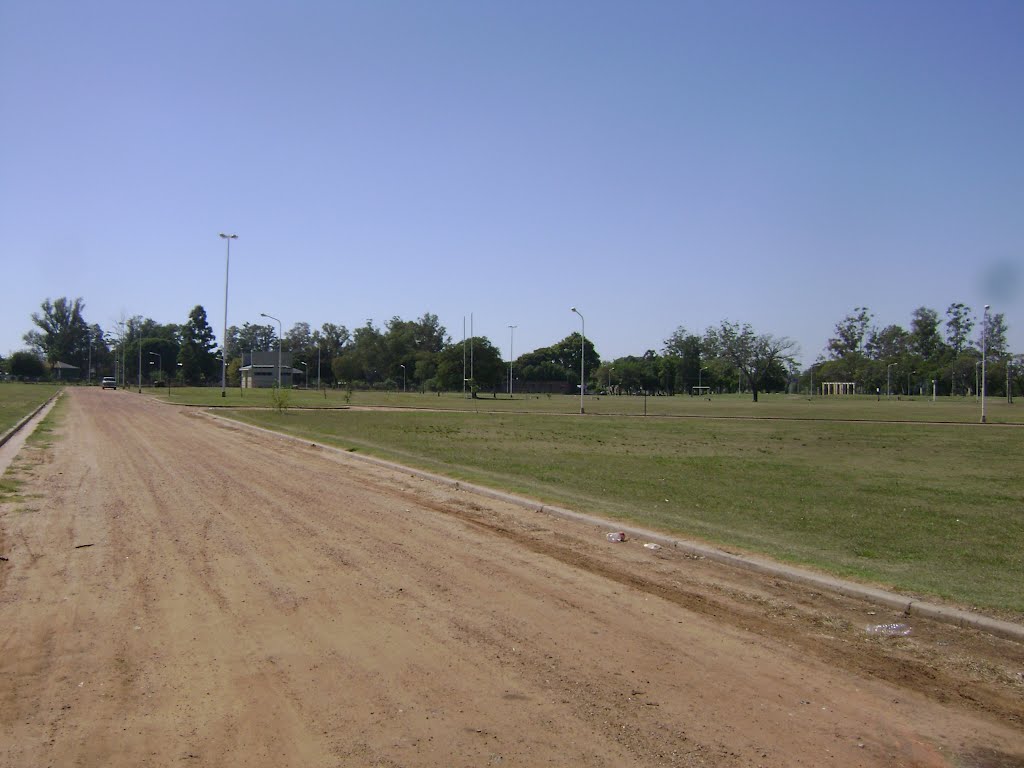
xmin=2 ymin=1 xmax=1021 ymax=366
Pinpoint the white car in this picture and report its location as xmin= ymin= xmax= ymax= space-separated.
xmin=101 ymin=377 xmax=117 ymax=390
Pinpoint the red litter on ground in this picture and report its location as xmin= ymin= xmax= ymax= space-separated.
xmin=606 ymin=532 xmax=627 ymax=542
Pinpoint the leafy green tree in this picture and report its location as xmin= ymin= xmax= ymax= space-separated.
xmin=866 ymin=324 xmax=909 ymax=361
xmin=910 ymin=307 xmax=944 ymax=360
xmin=227 ymin=323 xmax=277 ymax=357
xmin=435 ymin=337 xmax=504 ymax=393
xmin=705 ymin=320 xmax=797 ymax=402
xmin=178 ymin=305 xmax=218 ymax=384
xmin=979 ymin=311 xmax=1009 ymax=359
xmin=317 ymin=322 xmax=351 ymax=386
xmin=663 ymin=326 xmax=706 ymax=391
xmin=23 ymin=297 xmax=91 ymax=368
xmin=945 ymin=303 xmax=974 ymax=356
xmin=10 ymin=350 xmax=47 ymax=379
xmin=828 ymin=307 xmax=873 ymax=359
xmin=551 ymin=333 xmax=600 ymax=387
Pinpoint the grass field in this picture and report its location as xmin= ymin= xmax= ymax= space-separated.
xmin=158 ymin=385 xmax=1024 ymax=424
xmin=212 ymin=398 xmax=1024 ymax=617
xmin=0 ymin=383 xmax=61 ymax=436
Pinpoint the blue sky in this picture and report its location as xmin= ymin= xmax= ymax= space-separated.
xmin=2 ymin=1 xmax=1021 ymax=365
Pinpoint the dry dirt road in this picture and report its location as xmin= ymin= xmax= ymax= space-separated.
xmin=1 ymin=389 xmax=1022 ymax=768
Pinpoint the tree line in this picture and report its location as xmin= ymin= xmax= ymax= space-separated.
xmin=4 ymin=296 xmax=1019 ymax=400
xmin=815 ymin=304 xmax=1017 ymax=397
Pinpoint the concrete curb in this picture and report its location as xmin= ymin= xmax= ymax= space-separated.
xmin=0 ymin=391 xmax=61 ymax=449
xmin=201 ymin=409 xmax=1024 ymax=644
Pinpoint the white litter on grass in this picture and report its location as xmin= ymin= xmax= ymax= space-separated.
xmin=643 ymin=542 xmax=662 ymax=551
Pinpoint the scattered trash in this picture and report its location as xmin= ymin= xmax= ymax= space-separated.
xmin=0 ymin=556 xmax=8 ymax=562
xmin=606 ymin=532 xmax=627 ymax=542
xmin=74 ymin=544 xmax=94 ymax=549
xmin=643 ymin=542 xmax=662 ymax=550
xmin=866 ymin=623 xmax=911 ymax=636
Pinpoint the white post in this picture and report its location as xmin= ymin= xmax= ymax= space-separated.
xmin=219 ymin=233 xmax=238 ymax=397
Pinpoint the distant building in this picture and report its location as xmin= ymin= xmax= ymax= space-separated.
xmin=51 ymin=361 xmax=80 ymax=381
xmin=239 ymin=351 xmax=301 ymax=388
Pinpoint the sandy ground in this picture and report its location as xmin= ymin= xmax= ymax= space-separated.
xmin=0 ymin=389 xmax=1022 ymax=768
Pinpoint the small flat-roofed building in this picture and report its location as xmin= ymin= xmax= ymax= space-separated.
xmin=240 ymin=351 xmax=301 ymax=388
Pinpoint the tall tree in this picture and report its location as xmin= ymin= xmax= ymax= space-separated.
xmin=228 ymin=322 xmax=278 ymax=357
xmin=705 ymin=320 xmax=798 ymax=402
xmin=945 ymin=303 xmax=975 ymax=356
xmin=178 ymin=305 xmax=218 ymax=384
xmin=910 ymin=307 xmax=944 ymax=360
xmin=663 ymin=326 xmax=705 ymax=390
xmin=828 ymin=307 xmax=873 ymax=359
xmin=23 ymin=297 xmax=91 ymax=369
xmin=866 ymin=324 xmax=909 ymax=361
xmin=435 ymin=337 xmax=504 ymax=393
xmin=979 ymin=311 xmax=1009 ymax=358
xmin=9 ymin=350 xmax=47 ymax=379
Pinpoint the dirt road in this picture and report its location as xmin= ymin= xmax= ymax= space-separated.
xmin=1 ymin=389 xmax=1022 ymax=767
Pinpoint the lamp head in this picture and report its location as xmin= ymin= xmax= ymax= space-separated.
xmin=219 ymin=233 xmax=238 ymax=240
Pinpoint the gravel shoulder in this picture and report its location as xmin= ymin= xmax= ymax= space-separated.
xmin=1 ymin=389 xmax=1022 ymax=767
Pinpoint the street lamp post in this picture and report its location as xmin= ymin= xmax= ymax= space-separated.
xmin=399 ymin=364 xmax=406 ymax=393
xmin=976 ymin=360 xmax=982 ymax=401
xmin=570 ymin=307 xmax=585 ymax=414
xmin=908 ymin=370 xmax=916 ymax=396
xmin=137 ymin=326 xmax=142 ymax=394
xmin=887 ymin=363 xmax=896 ymax=399
xmin=508 ymin=325 xmax=517 ymax=397
xmin=981 ymin=304 xmax=990 ymax=423
xmin=1008 ymin=359 xmax=1014 ymax=405
xmin=299 ymin=361 xmax=308 ymax=389
xmin=699 ymin=366 xmax=708 ymax=391
xmin=260 ymin=312 xmax=283 ymax=388
xmin=148 ymin=351 xmax=163 ymax=393
xmin=219 ymin=233 xmax=238 ymax=398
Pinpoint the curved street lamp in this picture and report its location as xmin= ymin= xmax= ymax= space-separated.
xmin=219 ymin=233 xmax=238 ymax=398
xmin=260 ymin=312 xmax=283 ymax=388
xmin=571 ymin=307 xmax=585 ymax=414
xmin=148 ymin=350 xmax=162 ymax=383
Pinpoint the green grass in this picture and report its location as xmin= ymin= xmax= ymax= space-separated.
xmin=160 ymin=386 xmax=1024 ymax=424
xmin=0 ymin=382 xmax=61 ymax=435
xmin=221 ymin=406 xmax=1024 ymax=616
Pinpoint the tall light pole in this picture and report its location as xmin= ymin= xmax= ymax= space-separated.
xmin=887 ymin=363 xmax=896 ymax=399
xmin=981 ymin=304 xmax=989 ymax=423
xmin=299 ymin=361 xmax=308 ymax=389
xmin=148 ymin=351 xmax=162 ymax=389
xmin=399 ymin=363 xmax=406 ymax=393
xmin=260 ymin=312 xmax=283 ymax=388
xmin=908 ymin=370 xmax=916 ymax=396
xmin=317 ymin=343 xmax=321 ymax=392
xmin=976 ymin=360 xmax=982 ymax=401
xmin=570 ymin=307 xmax=585 ymax=414
xmin=508 ymin=324 xmax=517 ymax=397
xmin=699 ymin=366 xmax=708 ymax=391
xmin=219 ymin=234 xmax=238 ymax=398
xmin=137 ymin=325 xmax=142 ymax=394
